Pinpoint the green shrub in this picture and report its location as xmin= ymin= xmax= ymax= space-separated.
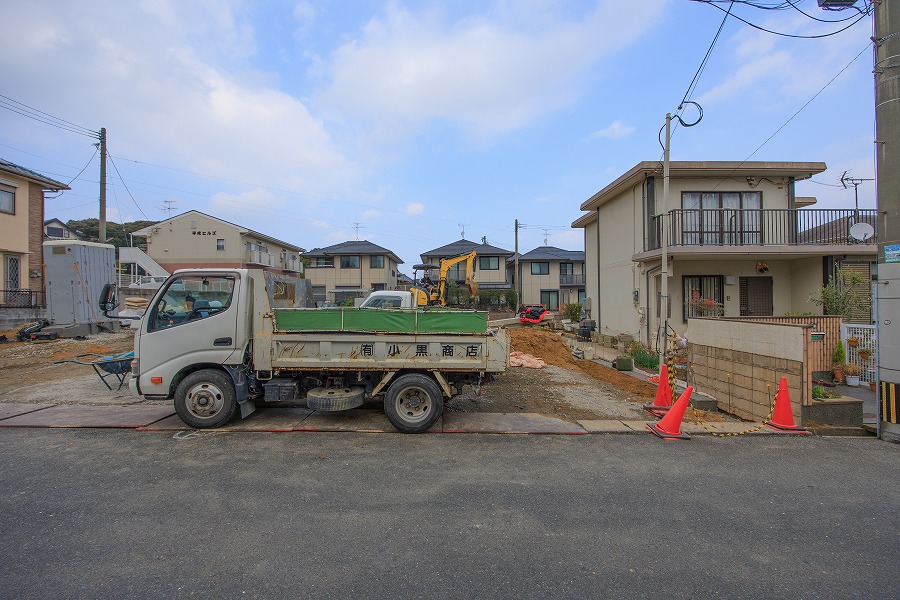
xmin=628 ymin=343 xmax=660 ymax=370
xmin=562 ymin=303 xmax=582 ymax=321
xmin=833 ymin=339 xmax=846 ymax=366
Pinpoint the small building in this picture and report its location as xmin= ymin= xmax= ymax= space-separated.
xmin=0 ymin=159 xmax=69 ymax=313
xmin=511 ymin=246 xmax=585 ymax=310
xmin=131 ymin=210 xmax=304 ymax=276
xmin=303 ymin=240 xmax=403 ymax=305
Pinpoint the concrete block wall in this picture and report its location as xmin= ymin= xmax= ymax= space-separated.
xmin=688 ymin=318 xmax=808 ymax=424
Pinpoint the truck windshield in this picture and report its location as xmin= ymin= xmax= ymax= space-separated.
xmin=147 ymin=274 xmax=235 ymax=332
xmin=361 ymin=296 xmax=403 ymax=308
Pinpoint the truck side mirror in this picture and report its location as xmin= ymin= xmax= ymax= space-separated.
xmin=99 ymin=283 xmax=117 ymax=316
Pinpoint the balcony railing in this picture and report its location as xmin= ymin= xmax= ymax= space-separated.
xmin=559 ymin=274 xmax=585 ymax=286
xmin=245 ymin=249 xmax=276 ymax=267
xmin=0 ymin=289 xmax=45 ymax=308
xmin=647 ymin=209 xmax=877 ymax=250
xmin=281 ymin=257 xmax=303 ymax=272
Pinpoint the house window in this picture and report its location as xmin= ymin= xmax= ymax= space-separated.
xmin=372 ymin=283 xmax=386 ymax=291
xmin=0 ymin=185 xmax=14 ymax=215
xmin=683 ymin=275 xmax=725 ymax=321
xmin=479 ymin=256 xmax=499 ymax=270
xmin=217 ymin=239 xmax=225 ymax=251
xmin=311 ymin=257 xmax=334 ymax=268
xmin=341 ymin=256 xmax=360 ymax=269
xmin=370 ymin=255 xmax=384 ymax=269
xmin=312 ymin=285 xmax=326 ymax=304
xmin=46 ymin=226 xmax=64 ymax=238
xmin=540 ymin=290 xmax=559 ymax=310
xmin=531 ymin=262 xmax=549 ymax=275
xmin=560 ymin=263 xmax=574 ymax=276
xmin=739 ymin=277 xmax=773 ymax=317
xmin=681 ymin=192 xmax=762 ymax=245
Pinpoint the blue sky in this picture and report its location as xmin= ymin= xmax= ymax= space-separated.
xmin=0 ymin=1 xmax=876 ymax=272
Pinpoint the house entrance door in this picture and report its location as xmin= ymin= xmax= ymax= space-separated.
xmin=740 ymin=276 xmax=773 ymax=316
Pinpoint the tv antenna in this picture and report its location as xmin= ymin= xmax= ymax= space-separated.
xmin=840 ymin=171 xmax=874 ymax=217
xmin=352 ymin=222 xmax=362 ymax=240
xmin=162 ymin=200 xmax=177 ymax=218
xmin=543 ymin=229 xmax=550 ymax=245
xmin=458 ymin=223 xmax=467 ymax=239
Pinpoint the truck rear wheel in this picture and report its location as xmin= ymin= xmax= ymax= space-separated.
xmin=174 ymin=369 xmax=237 ymax=429
xmin=384 ymin=373 xmax=443 ymax=434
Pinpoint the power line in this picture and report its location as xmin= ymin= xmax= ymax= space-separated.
xmin=0 ymin=94 xmax=99 ymax=138
xmin=107 ymin=151 xmax=149 ymax=220
xmin=691 ymin=0 xmax=871 ymax=38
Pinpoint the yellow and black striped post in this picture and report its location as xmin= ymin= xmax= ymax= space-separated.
xmin=882 ymin=382 xmax=898 ymax=424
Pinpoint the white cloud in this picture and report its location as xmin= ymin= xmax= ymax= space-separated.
xmin=403 ymin=202 xmax=425 ymax=215
xmin=589 ymin=120 xmax=635 ymax=140
xmin=316 ymin=1 xmax=666 ymax=141
xmin=362 ymin=208 xmax=381 ymax=219
xmin=0 ymin=1 xmax=354 ymax=201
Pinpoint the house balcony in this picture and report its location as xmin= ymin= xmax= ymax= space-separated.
xmin=559 ymin=274 xmax=585 ymax=287
xmin=245 ymin=249 xmax=276 ymax=267
xmin=635 ymin=208 xmax=878 ymax=262
xmin=281 ymin=257 xmax=303 ymax=273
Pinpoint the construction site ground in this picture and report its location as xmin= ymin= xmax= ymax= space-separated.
xmin=0 ymin=321 xmax=788 ymax=436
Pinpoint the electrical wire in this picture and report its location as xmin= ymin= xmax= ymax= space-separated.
xmin=0 ymin=94 xmax=99 ymax=138
xmin=107 ymin=151 xmax=149 ymax=220
xmin=692 ymin=0 xmax=871 ymax=38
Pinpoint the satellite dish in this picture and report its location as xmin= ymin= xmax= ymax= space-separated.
xmin=849 ymin=222 xmax=875 ymax=242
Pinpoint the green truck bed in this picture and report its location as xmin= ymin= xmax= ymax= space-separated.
xmin=273 ymin=307 xmax=488 ymax=335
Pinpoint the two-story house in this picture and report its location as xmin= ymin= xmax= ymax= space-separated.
xmin=303 ymin=240 xmax=403 ymax=305
xmin=0 ymin=159 xmax=69 ymax=307
xmin=511 ymin=246 xmax=585 ymax=310
xmin=420 ymin=239 xmax=514 ymax=292
xmin=572 ymin=161 xmax=876 ymax=344
xmin=131 ymin=210 xmax=304 ymax=276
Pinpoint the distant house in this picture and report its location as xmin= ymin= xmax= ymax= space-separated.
xmin=511 ymin=246 xmax=585 ymax=310
xmin=0 ymin=159 xmax=69 ymax=305
xmin=303 ymin=240 xmax=403 ymax=305
xmin=44 ymin=218 xmax=84 ymax=241
xmin=131 ymin=210 xmax=304 ymax=276
xmin=572 ymin=160 xmax=876 ymax=343
xmin=420 ymin=239 xmax=514 ymax=291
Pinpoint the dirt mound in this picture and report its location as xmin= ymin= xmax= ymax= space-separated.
xmin=508 ymin=327 xmax=656 ymax=401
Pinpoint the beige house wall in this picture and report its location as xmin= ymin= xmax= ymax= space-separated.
xmin=583 ymin=220 xmax=599 ymax=320
xmin=0 ymin=174 xmax=33 ymax=290
xmin=141 ymin=213 xmax=302 ymax=274
xmin=145 ymin=214 xmax=244 ymax=269
xmin=790 ymin=257 xmax=824 ymax=315
xmin=518 ymin=260 xmax=584 ymax=307
xmin=305 ymin=257 xmax=400 ymax=294
xmin=420 ymin=252 xmax=508 ymax=287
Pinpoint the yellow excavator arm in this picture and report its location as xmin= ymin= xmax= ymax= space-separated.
xmin=409 ymin=251 xmax=478 ymax=307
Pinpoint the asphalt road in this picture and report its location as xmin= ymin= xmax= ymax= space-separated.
xmin=1 ymin=429 xmax=898 ymax=599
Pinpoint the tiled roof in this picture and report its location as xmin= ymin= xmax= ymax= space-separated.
xmin=421 ymin=238 xmax=513 ymax=259
xmin=0 ymin=158 xmax=69 ymax=190
xmin=511 ymin=246 xmax=585 ymax=262
xmin=304 ymin=240 xmax=403 ymax=264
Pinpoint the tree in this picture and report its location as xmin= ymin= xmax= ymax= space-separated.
xmin=808 ymin=268 xmax=869 ymax=320
xmin=65 ymin=218 xmax=156 ymax=248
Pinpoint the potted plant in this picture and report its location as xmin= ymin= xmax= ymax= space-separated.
xmin=832 ymin=339 xmax=846 ymax=383
xmin=845 ymin=363 xmax=860 ymax=387
xmin=870 ymin=380 xmax=877 ymax=392
xmin=858 ymin=346 xmax=872 ymax=361
xmin=847 ymin=337 xmax=859 ymax=348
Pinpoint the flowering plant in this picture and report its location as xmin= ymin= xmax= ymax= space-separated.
xmin=687 ymin=292 xmax=724 ymax=317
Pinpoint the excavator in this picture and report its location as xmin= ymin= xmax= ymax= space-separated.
xmin=410 ymin=250 xmax=478 ymax=307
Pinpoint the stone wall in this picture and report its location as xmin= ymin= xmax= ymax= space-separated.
xmin=687 ymin=318 xmax=810 ymax=424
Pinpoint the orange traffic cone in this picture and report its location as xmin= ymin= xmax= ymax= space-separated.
xmin=764 ymin=377 xmax=809 ymax=434
xmin=646 ymin=386 xmax=693 ymax=440
xmin=643 ymin=364 xmax=674 ymax=417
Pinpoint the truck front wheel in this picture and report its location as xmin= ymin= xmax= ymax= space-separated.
xmin=174 ymin=369 xmax=237 ymax=429
xmin=384 ymin=373 xmax=443 ymax=434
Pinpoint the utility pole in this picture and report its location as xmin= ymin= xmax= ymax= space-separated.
xmin=514 ymin=219 xmax=520 ymax=305
xmin=873 ymin=0 xmax=900 ymax=441
xmin=660 ymin=113 xmax=671 ymax=367
xmin=99 ymin=127 xmax=107 ymax=243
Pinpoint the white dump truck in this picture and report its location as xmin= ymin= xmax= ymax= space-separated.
xmin=100 ymin=268 xmax=509 ymax=433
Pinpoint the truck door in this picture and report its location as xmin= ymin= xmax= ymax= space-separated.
xmin=137 ymin=273 xmax=240 ymax=396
